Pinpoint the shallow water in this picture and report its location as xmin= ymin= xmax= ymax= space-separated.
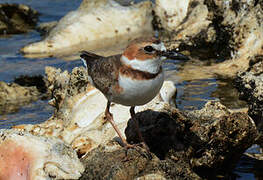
xmin=0 ymin=0 xmax=259 ymax=179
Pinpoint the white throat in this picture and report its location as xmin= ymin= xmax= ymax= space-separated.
xmin=121 ymin=55 xmax=163 ymax=74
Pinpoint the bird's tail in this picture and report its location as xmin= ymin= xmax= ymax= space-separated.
xmin=80 ymin=51 xmax=102 ymax=69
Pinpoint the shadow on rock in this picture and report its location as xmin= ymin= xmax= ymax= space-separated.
xmin=123 ymin=102 xmax=258 ymax=178
xmin=80 ymin=102 xmax=258 ymax=179
xmin=125 ymin=109 xmax=192 ymax=160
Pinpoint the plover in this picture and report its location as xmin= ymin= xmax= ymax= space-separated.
xmin=80 ymin=37 xmax=188 ymax=149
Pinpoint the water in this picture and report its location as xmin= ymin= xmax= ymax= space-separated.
xmin=0 ymin=0 xmax=258 ymax=179
xmin=0 ymin=0 xmax=82 ymax=127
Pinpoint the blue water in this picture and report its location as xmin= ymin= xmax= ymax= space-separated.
xmin=0 ymin=0 xmax=259 ymax=179
xmin=0 ymin=0 xmax=82 ymax=126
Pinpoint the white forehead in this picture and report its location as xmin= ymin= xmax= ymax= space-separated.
xmin=151 ymin=42 xmax=166 ymax=51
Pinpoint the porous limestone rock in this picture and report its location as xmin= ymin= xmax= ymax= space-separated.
xmin=155 ymin=0 xmax=263 ymax=79
xmin=0 ymin=129 xmax=84 ymax=180
xmin=10 ymin=66 xmax=259 ymax=179
xmin=79 ymin=140 xmax=200 ymax=180
xmin=13 ymin=66 xmax=178 ymax=157
xmin=80 ymin=101 xmax=257 ymax=179
xmin=155 ymin=0 xmax=212 ymax=48
xmin=0 ymin=3 xmax=38 ymax=35
xmin=21 ymin=0 xmax=154 ymax=58
xmin=0 ymin=81 xmax=40 ymax=114
xmin=235 ymin=56 xmax=263 ymax=145
xmin=155 ymin=0 xmax=190 ymax=32
xmin=0 ymin=75 xmax=47 ymax=115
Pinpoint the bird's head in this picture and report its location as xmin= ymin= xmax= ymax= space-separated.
xmin=121 ymin=37 xmax=188 ymax=74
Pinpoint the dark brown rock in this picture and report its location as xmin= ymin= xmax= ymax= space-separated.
xmin=79 ymin=102 xmax=257 ymax=179
xmin=186 ymin=102 xmax=257 ymax=178
xmin=80 ymin=141 xmax=200 ymax=180
xmin=235 ymin=56 xmax=263 ymax=143
xmin=0 ymin=4 xmax=38 ymax=35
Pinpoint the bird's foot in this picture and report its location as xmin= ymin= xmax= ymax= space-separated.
xmin=125 ymin=142 xmax=149 ymax=151
xmin=122 ymin=142 xmax=152 ymax=161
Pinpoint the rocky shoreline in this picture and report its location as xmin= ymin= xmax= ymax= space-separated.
xmin=0 ymin=65 xmax=260 ymax=179
xmin=1 ymin=0 xmax=263 ymax=179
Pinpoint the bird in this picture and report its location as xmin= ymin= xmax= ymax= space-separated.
xmin=80 ymin=37 xmax=188 ymax=150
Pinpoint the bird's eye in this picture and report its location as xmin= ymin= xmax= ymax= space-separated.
xmin=144 ymin=45 xmax=155 ymax=53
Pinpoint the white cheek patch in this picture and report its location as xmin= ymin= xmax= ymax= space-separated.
xmin=121 ymin=56 xmax=161 ymax=74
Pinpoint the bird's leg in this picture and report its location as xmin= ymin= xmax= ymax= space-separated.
xmin=104 ymin=102 xmax=151 ymax=160
xmin=104 ymin=101 xmax=128 ymax=146
xmin=130 ymin=106 xmax=149 ymax=151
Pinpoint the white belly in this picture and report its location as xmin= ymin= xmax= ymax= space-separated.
xmin=111 ymin=72 xmax=164 ymax=106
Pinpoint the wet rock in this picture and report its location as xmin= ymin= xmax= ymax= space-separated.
xmin=155 ymin=0 xmax=263 ymax=79
xmin=21 ymin=0 xmax=153 ymax=58
xmin=125 ymin=108 xmax=185 ymax=160
xmin=0 ymin=129 xmax=84 ymax=179
xmin=0 ymin=3 xmax=38 ymax=35
xmin=0 ymin=81 xmax=40 ymax=114
xmin=37 ymin=21 xmax=58 ymax=36
xmin=235 ymin=56 xmax=263 ymax=140
xmin=14 ymin=75 xmax=47 ymax=94
xmin=0 ymin=75 xmax=47 ymax=114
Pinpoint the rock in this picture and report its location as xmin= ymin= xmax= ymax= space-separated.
xmin=13 ymin=66 xmax=177 ymax=157
xmin=80 ymin=101 xmax=257 ymax=179
xmin=0 ymin=75 xmax=47 ymax=114
xmin=185 ymin=101 xmax=257 ymax=178
xmin=10 ymin=66 xmax=259 ymax=178
xmin=79 ymin=141 xmax=200 ymax=180
xmin=125 ymin=108 xmax=185 ymax=159
xmin=155 ymin=0 xmax=212 ymax=48
xmin=0 ymin=81 xmax=40 ymax=114
xmin=37 ymin=21 xmax=58 ymax=36
xmin=21 ymin=0 xmax=154 ymax=58
xmin=0 ymin=3 xmax=38 ymax=35
xmin=125 ymin=101 xmax=257 ymax=178
xmin=154 ymin=0 xmax=190 ymax=32
xmin=235 ymin=56 xmax=263 ymax=141
xmin=0 ymin=129 xmax=84 ymax=180
xmin=154 ymin=0 xmax=263 ymax=79
xmin=14 ymin=75 xmax=47 ymax=94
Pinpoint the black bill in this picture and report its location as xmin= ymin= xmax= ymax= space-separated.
xmin=160 ymin=50 xmax=189 ymax=61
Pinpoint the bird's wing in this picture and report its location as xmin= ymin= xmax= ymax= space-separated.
xmin=81 ymin=52 xmax=122 ymax=96
xmin=80 ymin=51 xmax=102 ymax=69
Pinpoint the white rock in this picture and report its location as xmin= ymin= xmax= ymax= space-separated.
xmin=155 ymin=0 xmax=190 ymax=31
xmin=21 ymin=0 xmax=154 ymax=58
xmin=0 ymin=130 xmax=84 ymax=180
xmin=62 ymin=81 xmax=177 ymax=153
